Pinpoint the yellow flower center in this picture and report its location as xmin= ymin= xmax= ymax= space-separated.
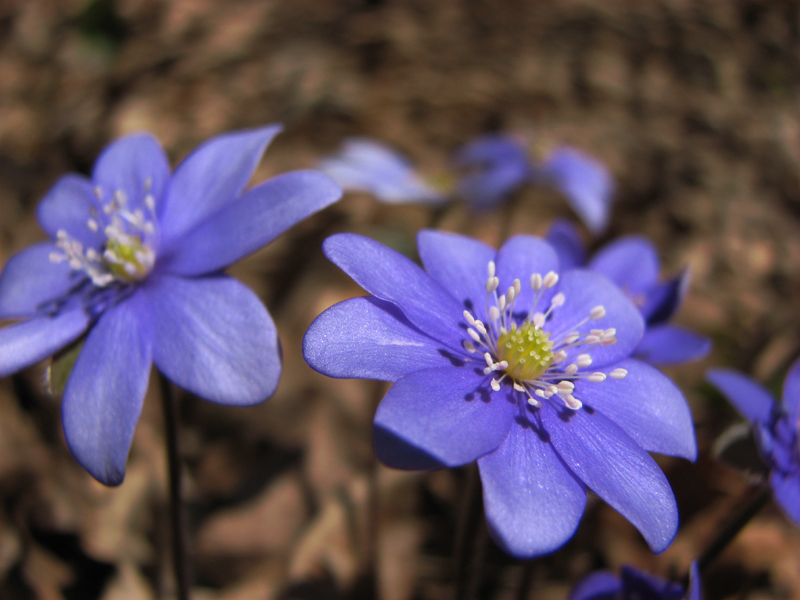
xmin=104 ymin=236 xmax=153 ymax=282
xmin=496 ymin=321 xmax=554 ymax=381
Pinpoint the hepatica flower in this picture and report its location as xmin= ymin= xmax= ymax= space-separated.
xmin=570 ymin=563 xmax=700 ymax=600
xmin=0 ymin=125 xmax=341 ymax=485
xmin=318 ymin=137 xmax=446 ymax=204
xmin=547 ymin=220 xmax=711 ymax=366
xmin=707 ymin=359 xmax=800 ymax=526
xmin=304 ymin=230 xmax=696 ymax=557
xmin=455 ymin=134 xmax=614 ymax=234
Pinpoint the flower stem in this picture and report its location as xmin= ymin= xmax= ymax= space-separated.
xmin=160 ymin=373 xmax=191 ymax=600
xmin=686 ymin=484 xmax=772 ymax=586
xmin=454 ymin=464 xmax=485 ymax=600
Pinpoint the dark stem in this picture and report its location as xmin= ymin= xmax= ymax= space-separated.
xmin=159 ymin=373 xmax=191 ymax=600
xmin=454 ymin=464 xmax=484 ymax=600
xmin=684 ymin=484 xmax=772 ymax=587
xmin=515 ymin=560 xmax=537 ymax=600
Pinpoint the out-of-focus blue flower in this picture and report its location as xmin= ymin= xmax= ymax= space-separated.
xmin=455 ymin=134 xmax=614 ymax=234
xmin=570 ymin=562 xmax=701 ymax=600
xmin=707 ymin=359 xmax=800 ymax=526
xmin=533 ymin=147 xmax=615 ymax=235
xmin=318 ymin=137 xmax=446 ymax=205
xmin=0 ymin=125 xmax=341 ymax=485
xmin=304 ymin=230 xmax=696 ymax=557
xmin=546 ymin=220 xmax=711 ymax=365
xmin=454 ymin=134 xmax=532 ymax=210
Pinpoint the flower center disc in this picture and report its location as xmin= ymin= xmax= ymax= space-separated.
xmin=104 ymin=236 xmax=153 ymax=283
xmin=497 ymin=321 xmax=554 ymax=381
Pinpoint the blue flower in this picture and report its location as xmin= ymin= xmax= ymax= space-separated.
xmin=0 ymin=125 xmax=341 ymax=485
xmin=707 ymin=359 xmax=800 ymax=526
xmin=318 ymin=137 xmax=446 ymax=204
xmin=455 ymin=134 xmax=614 ymax=234
xmin=570 ymin=563 xmax=700 ymax=600
xmin=546 ymin=220 xmax=711 ymax=365
xmin=304 ymin=230 xmax=696 ymax=557
xmin=454 ymin=134 xmax=532 ymax=210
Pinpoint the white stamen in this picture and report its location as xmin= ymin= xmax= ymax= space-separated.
xmin=556 ymin=380 xmax=574 ymax=393
xmin=590 ymin=305 xmax=606 ymax=320
xmin=463 ymin=340 xmax=477 ymax=353
xmin=486 ymin=276 xmax=499 ymax=293
xmin=530 ymin=273 xmax=542 ymax=291
xmin=489 ymin=305 xmax=500 ymax=322
xmin=550 ymin=292 xmax=565 ymax=308
xmin=576 ymin=354 xmax=592 ymax=367
xmin=87 ymin=218 xmax=99 ymax=232
xmin=565 ymin=364 xmax=579 ymax=376
xmin=587 ymin=372 xmax=606 ymax=383
xmin=491 ymin=378 xmax=501 ymax=391
xmin=564 ymin=394 xmax=582 ymax=410
xmin=468 ymin=328 xmax=481 ymax=343
xmin=543 ymin=271 xmax=559 ymax=289
xmin=487 ymin=261 xmax=496 ymax=277
xmin=610 ymin=368 xmax=628 ymax=380
xmin=464 ymin=310 xmax=476 ymax=326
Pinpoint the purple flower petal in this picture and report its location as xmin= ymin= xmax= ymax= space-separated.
xmin=635 ymin=324 xmax=711 ymax=365
xmin=374 ymin=366 xmax=516 ymax=468
xmin=159 ymin=125 xmax=282 ymax=243
xmin=303 ymin=296 xmax=460 ymax=382
xmin=145 ymin=274 xmax=280 ymax=405
xmin=417 ymin=230 xmax=496 ymax=320
xmin=706 ymin=368 xmax=776 ymax=426
xmin=319 ymin=138 xmax=446 ymax=204
xmin=548 ymin=271 xmax=645 ymax=368
xmin=621 ymin=565 xmax=685 ymax=600
xmin=159 ymin=170 xmax=341 ymax=276
xmin=687 ymin=562 xmax=701 ymax=600
xmin=61 ymin=297 xmax=152 ymax=486
xmin=36 ymin=175 xmax=103 ymax=248
xmin=542 ymin=404 xmax=679 ymax=552
xmin=0 ymin=243 xmax=78 ymax=319
xmin=588 ymin=236 xmax=659 ymax=297
xmin=478 ymin=415 xmax=586 ymax=557
xmin=495 ymin=235 xmax=560 ymax=316
xmin=568 ymin=572 xmax=620 ymax=600
xmin=322 ymin=233 xmax=466 ymax=352
xmin=640 ymin=270 xmax=690 ymax=325
xmin=455 ymin=134 xmax=531 ymax=210
xmin=92 ymin=133 xmax=171 ymax=214
xmin=537 ymin=147 xmax=613 ymax=235
xmin=580 ymin=359 xmax=697 ymax=460
xmin=546 ymin=219 xmax=587 ymax=271
xmin=781 ymin=356 xmax=800 ymax=424
xmin=771 ymin=471 xmax=800 ymax=526
xmin=0 ymin=310 xmax=90 ymax=378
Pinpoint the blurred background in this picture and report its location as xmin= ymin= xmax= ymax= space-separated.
xmin=1 ymin=0 xmax=800 ymax=598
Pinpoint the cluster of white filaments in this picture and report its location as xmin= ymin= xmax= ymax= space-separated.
xmin=49 ymin=179 xmax=158 ymax=287
xmin=462 ymin=261 xmax=628 ymax=410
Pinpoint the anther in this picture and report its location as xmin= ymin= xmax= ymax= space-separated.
xmin=468 ymin=329 xmax=481 ymax=343
xmin=543 ymin=271 xmax=559 ymax=289
xmin=587 ymin=372 xmax=606 ymax=382
xmin=576 ymin=354 xmax=592 ymax=367
xmin=530 ymin=273 xmax=542 ymax=291
xmin=491 ymin=379 xmax=501 ymax=392
xmin=609 ymin=368 xmax=628 ymax=380
xmin=550 ymin=292 xmax=565 ymax=308
xmin=488 ymin=261 xmax=496 ymax=277
xmin=464 ymin=310 xmax=476 ymax=326
xmin=590 ymin=305 xmax=606 ymax=320
xmin=486 ymin=277 xmax=499 ymax=293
